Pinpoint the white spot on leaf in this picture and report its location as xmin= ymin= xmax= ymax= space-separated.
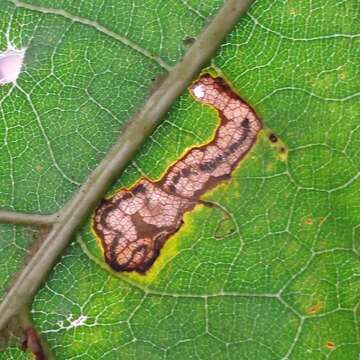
xmin=0 ymin=46 xmax=25 ymax=85
xmin=66 ymin=314 xmax=87 ymax=329
xmin=193 ymin=84 xmax=205 ymax=99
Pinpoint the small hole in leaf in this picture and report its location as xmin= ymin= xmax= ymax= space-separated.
xmin=0 ymin=47 xmax=26 ymax=85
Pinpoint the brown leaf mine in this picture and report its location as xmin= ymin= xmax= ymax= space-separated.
xmin=93 ymin=74 xmax=262 ymax=273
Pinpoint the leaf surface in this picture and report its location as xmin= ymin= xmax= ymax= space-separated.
xmin=0 ymin=0 xmax=359 ymax=359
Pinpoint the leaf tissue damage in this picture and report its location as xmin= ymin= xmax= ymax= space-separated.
xmin=93 ymin=74 xmax=262 ymax=273
xmin=0 ymin=42 xmax=25 ymax=85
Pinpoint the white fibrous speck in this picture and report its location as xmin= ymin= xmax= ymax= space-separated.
xmin=0 ymin=47 xmax=25 ymax=85
xmin=193 ymin=84 xmax=205 ymax=99
xmin=67 ymin=314 xmax=87 ymax=329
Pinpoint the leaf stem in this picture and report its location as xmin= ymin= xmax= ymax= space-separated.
xmin=0 ymin=0 xmax=256 ymax=331
xmin=0 ymin=210 xmax=57 ymax=226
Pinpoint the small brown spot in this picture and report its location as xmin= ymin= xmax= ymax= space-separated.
xmin=183 ymin=36 xmax=196 ymax=46
xmin=269 ymin=133 xmax=278 ymax=143
xmin=325 ymin=341 xmax=336 ymax=350
xmin=279 ymin=147 xmax=286 ymax=153
xmin=305 ymin=217 xmax=314 ymax=225
xmin=306 ymin=302 xmax=324 ymax=314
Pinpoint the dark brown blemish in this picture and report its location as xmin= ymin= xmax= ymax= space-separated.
xmin=93 ymin=74 xmax=262 ymax=273
xmin=269 ymin=133 xmax=278 ymax=143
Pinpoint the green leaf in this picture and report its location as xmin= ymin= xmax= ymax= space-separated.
xmin=0 ymin=225 xmax=39 ymax=301
xmin=1 ymin=0 xmax=360 ymax=359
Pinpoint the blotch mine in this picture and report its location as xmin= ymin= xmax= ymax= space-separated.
xmin=93 ymin=74 xmax=262 ymax=273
